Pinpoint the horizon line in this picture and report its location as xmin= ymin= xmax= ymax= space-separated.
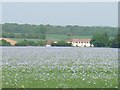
xmin=1 ymin=22 xmax=118 ymax=27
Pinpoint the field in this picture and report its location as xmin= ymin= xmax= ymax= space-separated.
xmin=9 ymin=34 xmax=115 ymax=43
xmin=9 ymin=38 xmax=43 ymax=43
xmin=46 ymin=34 xmax=92 ymax=41
xmin=2 ymin=47 xmax=118 ymax=88
xmin=9 ymin=34 xmax=92 ymax=42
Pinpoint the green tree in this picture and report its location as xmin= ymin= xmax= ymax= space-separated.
xmin=35 ymin=41 xmax=46 ymax=46
xmin=15 ymin=40 xmax=46 ymax=46
xmin=91 ymin=32 xmax=110 ymax=47
xmin=111 ymin=34 xmax=120 ymax=48
xmin=2 ymin=23 xmax=117 ymax=39
xmin=15 ymin=40 xmax=35 ymax=46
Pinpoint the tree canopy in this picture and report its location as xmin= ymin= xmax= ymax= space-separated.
xmin=110 ymin=34 xmax=120 ymax=48
xmin=90 ymin=32 xmax=110 ymax=47
xmin=1 ymin=23 xmax=118 ymax=39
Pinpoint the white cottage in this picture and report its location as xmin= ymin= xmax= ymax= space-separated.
xmin=66 ymin=38 xmax=94 ymax=47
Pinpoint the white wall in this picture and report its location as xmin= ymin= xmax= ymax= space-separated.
xmin=72 ymin=42 xmax=91 ymax=47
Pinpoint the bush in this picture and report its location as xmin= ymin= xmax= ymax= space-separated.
xmin=15 ymin=40 xmax=46 ymax=46
xmin=110 ymin=34 xmax=120 ymax=48
xmin=15 ymin=40 xmax=35 ymax=46
xmin=91 ymin=32 xmax=110 ymax=47
xmin=35 ymin=41 xmax=46 ymax=46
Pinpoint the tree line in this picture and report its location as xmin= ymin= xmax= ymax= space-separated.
xmin=2 ymin=23 xmax=46 ymax=39
xmin=1 ymin=23 xmax=118 ymax=39
xmin=90 ymin=32 xmax=120 ymax=48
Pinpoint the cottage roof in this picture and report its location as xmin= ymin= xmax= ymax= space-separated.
xmin=0 ymin=38 xmax=17 ymax=45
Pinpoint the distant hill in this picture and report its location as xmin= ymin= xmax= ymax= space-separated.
xmin=1 ymin=23 xmax=118 ymax=40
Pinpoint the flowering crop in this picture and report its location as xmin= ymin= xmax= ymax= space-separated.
xmin=2 ymin=47 xmax=118 ymax=88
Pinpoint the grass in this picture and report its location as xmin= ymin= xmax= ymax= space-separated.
xmin=9 ymin=38 xmax=43 ymax=43
xmin=9 ymin=34 xmax=92 ymax=42
xmin=46 ymin=34 xmax=92 ymax=41
xmin=3 ymin=34 xmax=115 ymax=43
xmin=2 ymin=66 xmax=118 ymax=88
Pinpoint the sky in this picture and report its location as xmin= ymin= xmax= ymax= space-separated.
xmin=1 ymin=0 xmax=119 ymax=2
xmin=2 ymin=2 xmax=118 ymax=27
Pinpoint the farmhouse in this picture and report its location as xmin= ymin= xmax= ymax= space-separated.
xmin=66 ymin=38 xmax=94 ymax=47
xmin=0 ymin=38 xmax=17 ymax=45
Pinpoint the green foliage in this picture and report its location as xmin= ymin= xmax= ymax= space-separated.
xmin=46 ymin=34 xmax=92 ymax=41
xmin=1 ymin=23 xmax=119 ymax=47
xmin=15 ymin=40 xmax=35 ymax=46
xmin=0 ymin=40 xmax=11 ymax=46
xmin=15 ymin=40 xmax=46 ymax=46
xmin=35 ymin=41 xmax=46 ymax=46
xmin=2 ymin=32 xmax=15 ymax=38
xmin=51 ymin=41 xmax=72 ymax=46
xmin=2 ymin=23 xmax=117 ymax=39
xmin=0 ymin=42 xmax=1 ymax=46
xmin=91 ymin=32 xmax=110 ymax=47
xmin=2 ymin=23 xmax=46 ymax=39
xmin=110 ymin=34 xmax=120 ymax=48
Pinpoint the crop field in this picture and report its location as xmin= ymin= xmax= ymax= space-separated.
xmin=9 ymin=38 xmax=44 ymax=43
xmin=9 ymin=34 xmax=92 ymax=42
xmin=46 ymin=34 xmax=92 ymax=41
xmin=2 ymin=47 xmax=118 ymax=88
xmin=9 ymin=34 xmax=114 ymax=43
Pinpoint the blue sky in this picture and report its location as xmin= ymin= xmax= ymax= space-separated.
xmin=2 ymin=2 xmax=118 ymax=27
